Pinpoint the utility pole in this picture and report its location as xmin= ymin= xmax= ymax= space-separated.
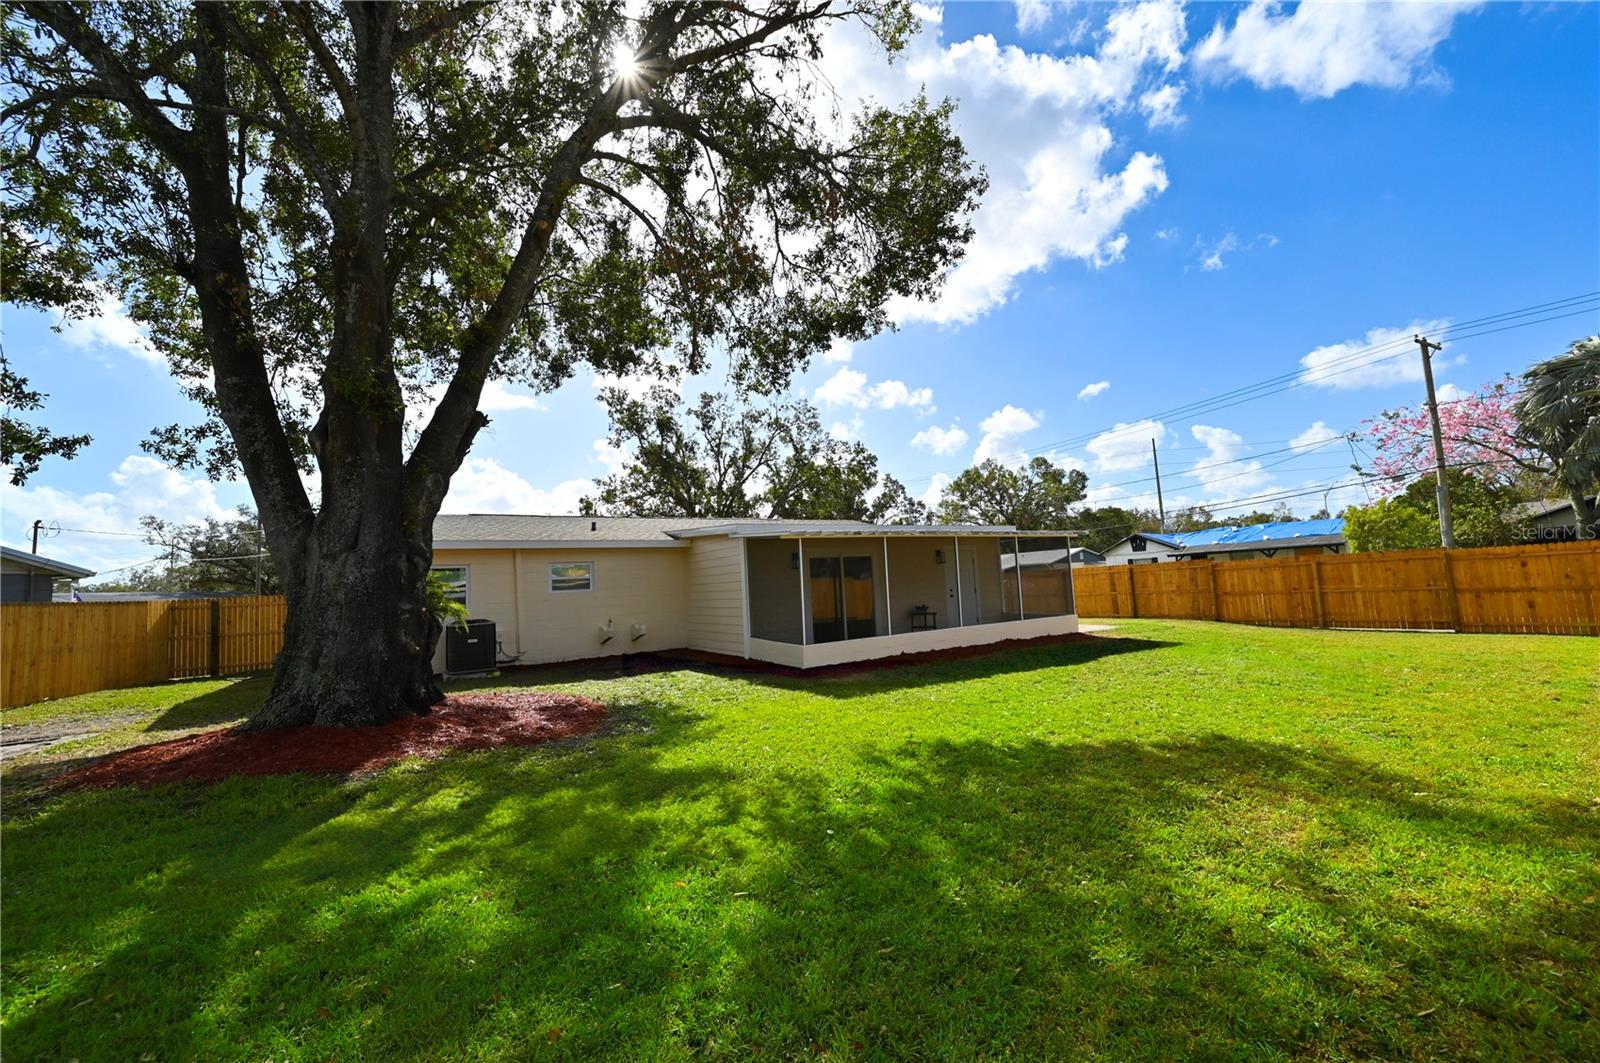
xmin=30 ymin=519 xmax=43 ymax=554
xmin=1151 ymin=438 xmax=1167 ymax=531
xmin=1414 ymin=333 xmax=1455 ymax=548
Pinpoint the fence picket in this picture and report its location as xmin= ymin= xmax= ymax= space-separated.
xmin=2 ymin=545 xmax=1597 ymax=709
xmin=1072 ymin=541 xmax=1599 ymax=637
xmin=3 ymin=594 xmax=287 ymax=707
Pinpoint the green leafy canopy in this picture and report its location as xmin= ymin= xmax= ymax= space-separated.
xmin=582 ymin=385 xmax=928 ymax=522
xmin=2 ymin=0 xmax=985 ymax=499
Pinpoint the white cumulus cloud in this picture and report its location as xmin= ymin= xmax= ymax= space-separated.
xmin=910 ymin=423 xmax=970 ymax=455
xmin=1290 ymin=420 xmax=1344 ymax=452
xmin=823 ymin=1 xmax=1186 ymax=325
xmin=479 ymin=380 xmax=547 ymax=412
xmin=1077 ymin=380 xmax=1111 ymax=400
xmin=973 ymin=404 xmax=1042 ymax=465
xmin=1139 ymin=82 xmax=1186 ymax=128
xmin=1 ymin=454 xmax=236 ymax=575
xmin=442 ymin=457 xmax=589 ymax=514
xmin=1014 ymin=0 xmax=1054 ymax=34
xmin=814 ymin=367 xmax=935 ymax=411
xmin=822 ymin=339 xmax=855 ymax=363
xmin=1193 ymin=1 xmax=1482 ymax=100
xmin=54 ymin=289 xmax=162 ymax=366
xmin=1086 ymin=419 xmax=1169 ymax=472
xmin=1189 ymin=424 xmax=1272 ymax=497
xmin=1298 ymin=318 xmax=1453 ymax=390
xmin=920 ymin=471 xmax=953 ymax=510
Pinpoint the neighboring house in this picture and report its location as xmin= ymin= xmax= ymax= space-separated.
xmin=1101 ymin=531 xmax=1185 ymax=565
xmin=0 ymin=546 xmax=96 ymax=603
xmin=430 ymin=514 xmax=1080 ymax=671
xmin=1518 ymin=496 xmax=1598 ymax=542
xmin=1101 ymin=518 xmax=1347 ymax=565
xmin=1001 ymin=546 xmax=1105 ymax=570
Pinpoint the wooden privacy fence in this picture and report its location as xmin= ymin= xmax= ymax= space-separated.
xmin=1071 ymin=540 xmax=1600 ymax=636
xmin=1 ymin=594 xmax=287 ymax=708
xmin=1002 ymin=567 xmax=1076 ymax=617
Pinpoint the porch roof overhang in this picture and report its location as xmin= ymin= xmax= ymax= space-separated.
xmin=668 ymin=523 xmax=1081 ymax=541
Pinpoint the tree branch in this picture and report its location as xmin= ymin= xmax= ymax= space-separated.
xmin=283 ymin=3 xmax=360 ymax=141
xmin=18 ymin=2 xmax=194 ymax=162
xmin=395 ymin=1 xmax=491 ymax=52
xmin=215 ymin=7 xmax=344 ymax=208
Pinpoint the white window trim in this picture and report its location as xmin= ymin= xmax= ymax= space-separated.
xmin=549 ymin=560 xmax=595 ymax=593
xmin=430 ymin=564 xmax=470 ymax=609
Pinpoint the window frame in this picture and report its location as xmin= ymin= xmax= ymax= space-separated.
xmin=430 ymin=565 xmax=470 ymax=609
xmin=549 ymin=561 xmax=595 ymax=593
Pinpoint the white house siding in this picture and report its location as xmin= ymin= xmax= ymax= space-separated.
xmin=431 ymin=546 xmax=690 ymax=667
xmin=685 ymin=535 xmax=748 ymax=657
xmin=1102 ymin=541 xmax=1178 ymax=565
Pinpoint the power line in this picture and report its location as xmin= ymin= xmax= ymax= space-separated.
xmin=1143 ymin=456 xmax=1507 ymax=519
xmin=903 ymin=290 xmax=1597 ymax=490
xmin=1029 ymin=291 xmax=1597 ymax=454
xmin=1073 ymin=432 xmax=1350 ymax=500
xmin=55 ymin=526 xmax=147 ymax=537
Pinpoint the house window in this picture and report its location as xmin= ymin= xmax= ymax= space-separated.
xmin=1132 ymin=537 xmax=1147 ymax=552
xmin=550 ymin=562 xmax=594 ymax=592
xmin=431 ymin=566 xmax=469 ymax=607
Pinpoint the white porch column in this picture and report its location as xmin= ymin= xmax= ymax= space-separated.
xmin=953 ymin=535 xmax=964 ymax=627
xmin=1015 ymin=535 xmax=1025 ymax=621
xmin=883 ymin=536 xmax=893 ymax=635
xmin=797 ymin=538 xmax=808 ymax=646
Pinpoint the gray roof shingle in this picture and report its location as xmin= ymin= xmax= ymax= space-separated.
xmin=432 ymin=514 xmax=877 ymax=546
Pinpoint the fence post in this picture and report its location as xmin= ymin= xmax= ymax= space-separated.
xmin=1310 ymin=558 xmax=1327 ymax=628
xmin=1208 ymin=564 xmax=1220 ymax=621
xmin=1127 ymin=565 xmax=1140 ymax=619
xmin=1440 ymin=549 xmax=1462 ymax=632
xmin=208 ymin=598 xmax=221 ymax=678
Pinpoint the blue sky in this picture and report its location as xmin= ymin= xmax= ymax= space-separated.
xmin=4 ymin=1 xmax=1598 ymax=576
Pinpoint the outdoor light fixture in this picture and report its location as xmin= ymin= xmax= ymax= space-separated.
xmin=791 ymin=551 xmax=800 ymax=569
xmin=934 ymin=549 xmax=945 ymax=565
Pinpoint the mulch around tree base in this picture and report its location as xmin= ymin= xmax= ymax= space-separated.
xmin=61 ymin=692 xmax=607 ymax=790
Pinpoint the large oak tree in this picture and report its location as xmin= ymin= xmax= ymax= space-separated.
xmin=582 ymin=385 xmax=929 ymax=522
xmin=2 ymin=1 xmax=982 ymax=727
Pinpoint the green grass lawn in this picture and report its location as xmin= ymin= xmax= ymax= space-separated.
xmin=3 ymin=621 xmax=1597 ymax=1060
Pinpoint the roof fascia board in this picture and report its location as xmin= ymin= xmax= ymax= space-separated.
xmin=433 ymin=539 xmax=689 ymax=550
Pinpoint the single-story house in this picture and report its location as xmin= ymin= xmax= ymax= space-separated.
xmin=1000 ymin=546 xmax=1105 ymax=570
xmin=430 ymin=515 xmax=1080 ymax=671
xmin=1100 ymin=531 xmax=1184 ymax=565
xmin=1518 ymin=496 xmax=1598 ymax=542
xmin=1 ymin=546 xmax=96 ymax=603
xmin=1101 ymin=518 xmax=1347 ymax=565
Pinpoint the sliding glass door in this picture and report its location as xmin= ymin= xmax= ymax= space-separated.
xmin=809 ymin=555 xmax=876 ymax=643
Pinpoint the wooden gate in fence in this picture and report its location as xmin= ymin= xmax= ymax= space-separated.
xmin=1071 ymin=540 xmax=1600 ymax=635
xmin=1 ymin=594 xmax=287 ymax=708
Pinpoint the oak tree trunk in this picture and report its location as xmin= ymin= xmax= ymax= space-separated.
xmin=245 ymin=519 xmax=444 ymax=730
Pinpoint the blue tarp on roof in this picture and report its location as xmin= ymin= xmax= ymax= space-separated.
xmin=1170 ymin=518 xmax=1345 ymax=549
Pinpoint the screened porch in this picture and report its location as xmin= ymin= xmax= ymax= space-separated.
xmin=740 ymin=530 xmax=1078 ymax=668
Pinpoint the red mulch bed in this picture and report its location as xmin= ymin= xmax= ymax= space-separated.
xmin=61 ymin=692 xmax=607 ymax=790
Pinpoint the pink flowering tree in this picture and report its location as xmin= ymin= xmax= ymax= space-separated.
xmin=1358 ymin=376 xmax=1536 ymax=496
xmin=1358 ymin=338 xmax=1600 ymax=539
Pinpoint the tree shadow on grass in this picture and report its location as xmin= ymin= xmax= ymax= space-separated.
xmin=146 ymin=674 xmax=273 ymax=732
xmin=3 ymin=715 xmax=1596 ymax=1060
xmin=474 ymin=633 xmax=1179 ymax=702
